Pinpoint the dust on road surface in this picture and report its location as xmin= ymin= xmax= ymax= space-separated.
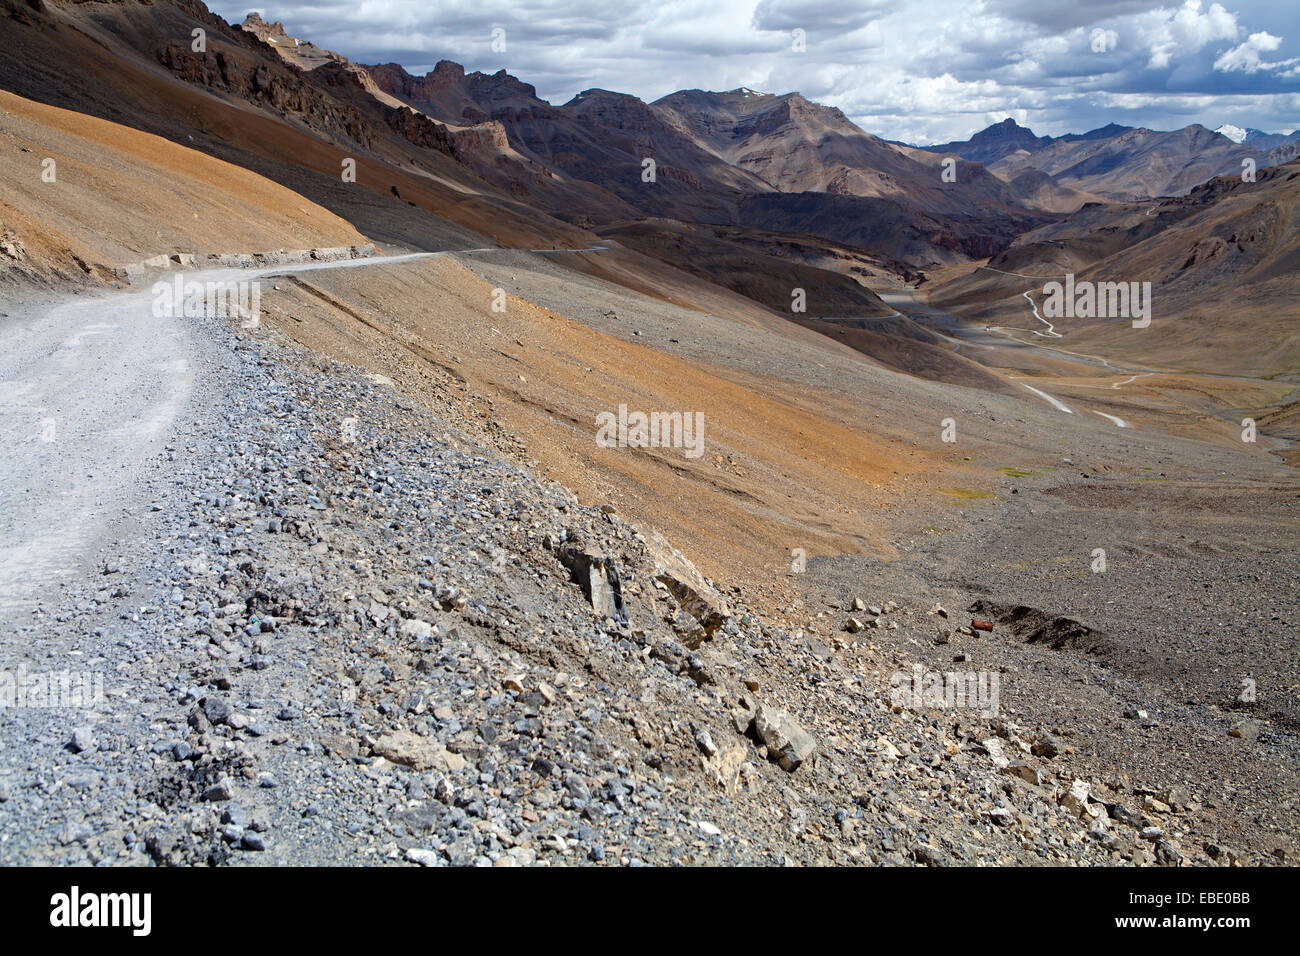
xmin=0 ymin=287 xmax=193 ymax=618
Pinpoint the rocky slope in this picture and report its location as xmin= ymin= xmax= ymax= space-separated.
xmin=2 ymin=272 xmax=1271 ymax=867
xmin=2 ymin=0 xmax=1297 ymax=871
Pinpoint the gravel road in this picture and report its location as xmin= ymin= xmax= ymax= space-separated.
xmin=0 ymin=286 xmax=194 ymax=618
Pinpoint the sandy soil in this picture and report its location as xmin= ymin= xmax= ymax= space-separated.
xmin=0 ymin=90 xmax=367 ymax=284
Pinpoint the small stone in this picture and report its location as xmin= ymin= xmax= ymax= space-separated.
xmin=1228 ymin=719 xmax=1260 ymax=743
xmin=373 ymin=731 xmax=467 ymax=772
xmin=1155 ymin=840 xmax=1182 ymax=864
xmin=1001 ymin=761 xmax=1041 ymax=786
xmin=1031 ymin=735 xmax=1062 ymax=758
xmin=400 ymin=619 xmax=434 ymax=640
xmin=1059 ymin=779 xmax=1091 ymax=816
xmin=988 ymin=807 xmax=1015 ymax=827
xmin=1143 ymin=795 xmax=1172 ymax=814
xmin=202 ymin=777 xmax=235 ymax=802
xmin=912 ymin=844 xmax=944 ymax=865
xmin=1088 ymin=817 xmax=1113 ymax=843
xmin=203 ymin=697 xmax=233 ymax=725
xmin=68 ymin=727 xmax=95 ymax=754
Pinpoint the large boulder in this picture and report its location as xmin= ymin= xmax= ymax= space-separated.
xmin=639 ymin=528 xmax=730 ymax=644
xmin=552 ymin=537 xmax=626 ymax=623
xmin=753 ymin=704 xmax=816 ymax=772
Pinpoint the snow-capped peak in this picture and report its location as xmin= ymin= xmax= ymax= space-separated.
xmin=1214 ymin=124 xmax=1248 ymax=143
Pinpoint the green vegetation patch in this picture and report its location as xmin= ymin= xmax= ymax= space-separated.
xmin=938 ymin=487 xmax=995 ymax=500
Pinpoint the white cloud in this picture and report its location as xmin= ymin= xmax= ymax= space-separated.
xmin=211 ymin=0 xmax=1300 ymax=143
xmin=1137 ymin=1 xmax=1239 ymax=70
xmin=1214 ymin=30 xmax=1300 ymax=72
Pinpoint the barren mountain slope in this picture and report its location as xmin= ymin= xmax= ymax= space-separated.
xmin=654 ymin=88 xmax=1071 ymax=217
xmin=0 ymin=89 xmax=367 ymax=287
xmin=2 ymin=0 xmax=1299 ymax=873
xmin=361 ymin=64 xmax=771 ymax=225
xmin=989 ymin=124 xmax=1266 ymax=200
xmin=930 ymin=161 xmax=1300 ymax=379
xmin=929 ymin=118 xmax=1276 ymax=201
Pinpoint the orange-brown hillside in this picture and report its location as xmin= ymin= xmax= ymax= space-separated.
xmin=0 ymin=89 xmax=367 ymax=286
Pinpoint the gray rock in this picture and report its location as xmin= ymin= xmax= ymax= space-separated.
xmin=202 ymin=777 xmax=235 ymax=802
xmin=406 ymin=847 xmax=441 ymax=866
xmin=68 ymin=727 xmax=95 ymax=754
xmin=203 ymin=696 xmax=233 ymax=725
xmin=695 ymin=729 xmax=718 ymax=757
xmin=753 ymin=704 xmax=816 ymax=772
xmin=553 ymin=542 xmax=626 ymax=623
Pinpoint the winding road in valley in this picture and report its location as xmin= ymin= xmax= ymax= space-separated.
xmin=876 ymin=290 xmax=1140 ymax=426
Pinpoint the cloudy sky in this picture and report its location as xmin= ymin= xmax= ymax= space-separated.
xmin=210 ymin=0 xmax=1299 ymax=143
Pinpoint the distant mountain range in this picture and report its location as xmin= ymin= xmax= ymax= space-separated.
xmin=242 ymin=12 xmax=1299 ymax=235
xmin=1214 ymin=123 xmax=1300 ymax=151
xmin=921 ymin=117 xmax=1300 ymax=201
